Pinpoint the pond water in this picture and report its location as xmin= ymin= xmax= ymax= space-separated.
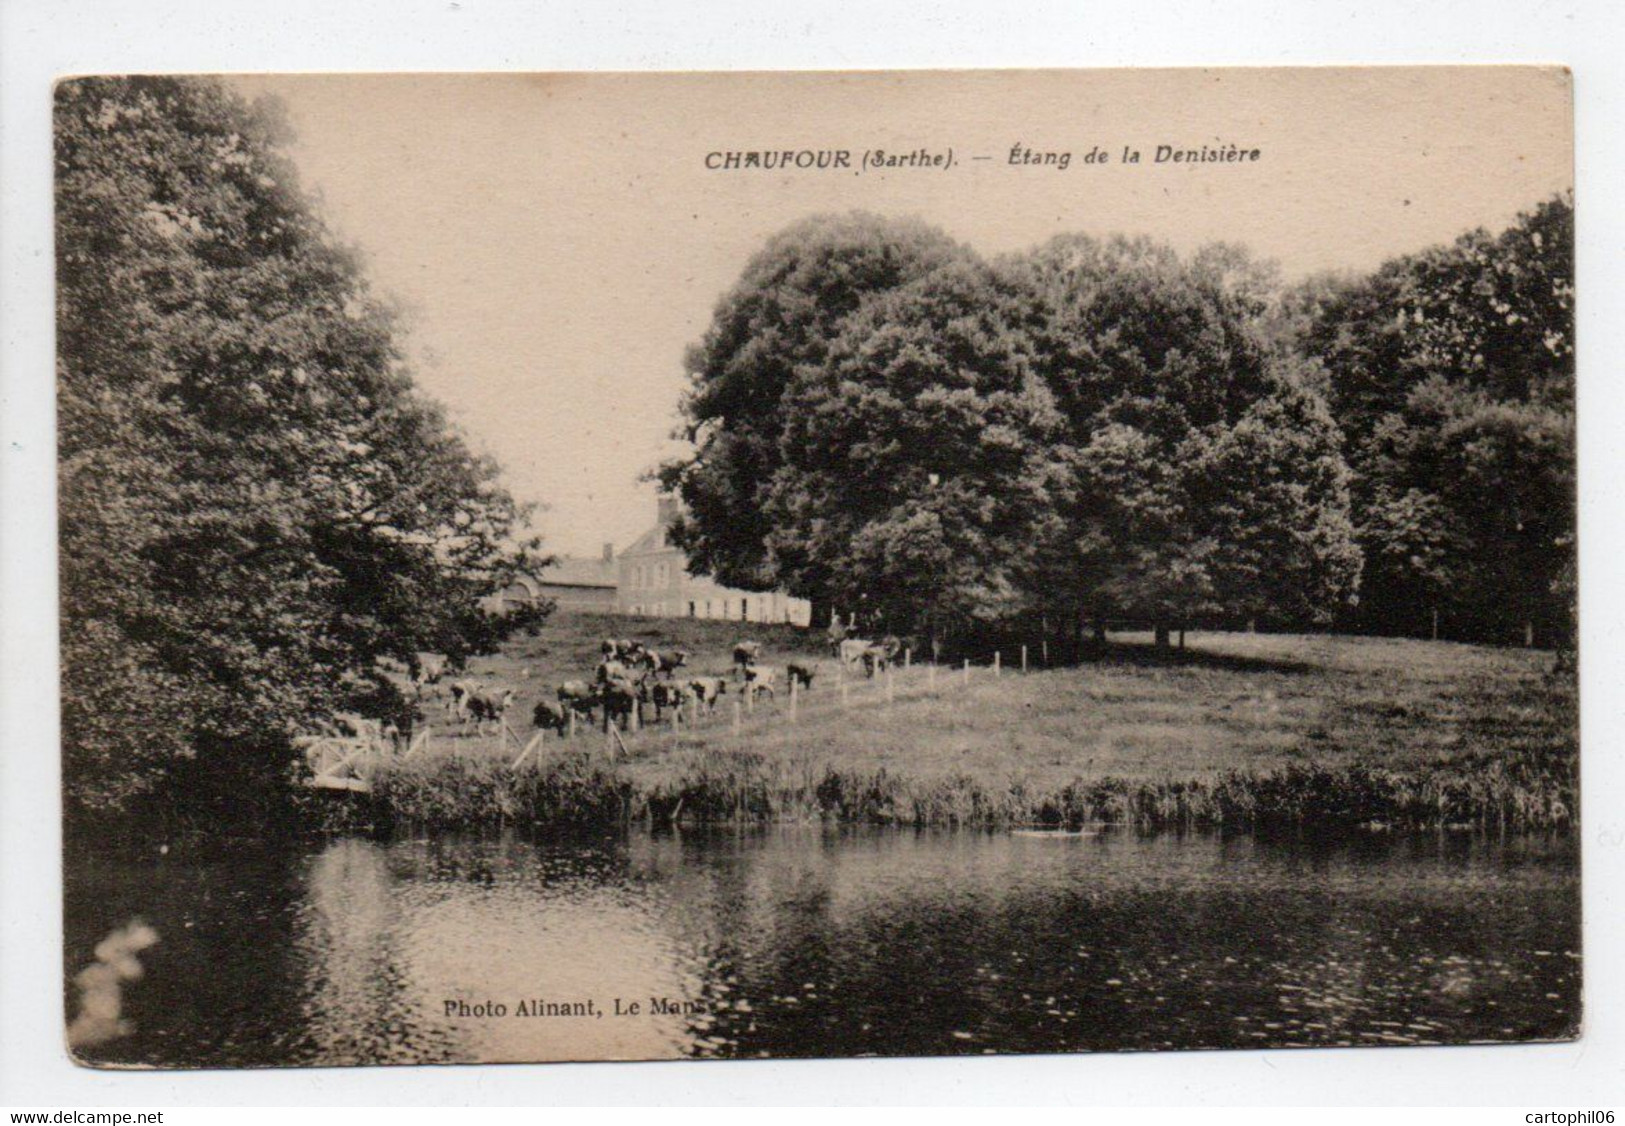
xmin=64 ymin=826 xmax=1579 ymax=1067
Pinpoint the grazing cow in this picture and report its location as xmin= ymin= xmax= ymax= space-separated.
xmin=557 ymin=680 xmax=598 ymax=723
xmin=599 ymin=677 xmax=641 ymax=731
xmin=447 ymin=679 xmax=480 ymax=721
xmin=532 ymin=699 xmax=569 ymax=733
xmin=653 ymin=648 xmax=690 ymax=678
xmin=689 ymin=676 xmax=728 ymax=713
xmin=464 ymin=687 xmax=515 ymax=731
xmin=786 ymin=662 xmax=816 ymax=692
xmin=733 ymin=641 xmax=762 ymax=677
xmin=851 ymin=635 xmax=903 ymax=678
xmin=595 ymin=657 xmax=629 ymax=684
xmin=650 ymin=680 xmax=692 ymax=720
xmin=838 ymin=638 xmax=874 ymax=673
xmin=411 ymin=652 xmax=448 ymax=694
xmin=601 ymin=638 xmax=619 ymax=658
xmin=744 ymin=665 xmax=778 ymax=700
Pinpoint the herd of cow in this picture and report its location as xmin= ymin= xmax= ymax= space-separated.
xmin=408 ymin=631 xmax=911 ymax=740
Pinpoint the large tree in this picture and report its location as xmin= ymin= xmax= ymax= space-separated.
xmin=57 ymin=77 xmax=545 ymax=818
xmin=768 ymin=257 xmax=1069 ymax=646
xmin=1299 ymin=195 xmax=1574 ymax=643
xmin=1015 ymin=235 xmax=1362 ymax=648
xmin=666 ymin=217 xmax=1361 ymax=651
xmin=660 ymin=212 xmax=967 ymax=624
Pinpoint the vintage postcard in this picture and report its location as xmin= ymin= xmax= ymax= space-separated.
xmin=57 ymin=67 xmax=1575 ymax=1068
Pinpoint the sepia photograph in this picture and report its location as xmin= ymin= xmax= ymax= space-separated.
xmin=54 ymin=66 xmax=1576 ymax=1070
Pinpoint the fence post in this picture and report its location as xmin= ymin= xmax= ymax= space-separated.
xmin=569 ymin=710 xmax=577 ymax=740
xmin=1042 ymin=638 xmax=1049 ymax=666
xmin=630 ymin=701 xmax=640 ymax=734
xmin=963 ymin=658 xmax=970 ymax=686
xmin=904 ymin=648 xmax=912 ymax=669
xmin=994 ymin=651 xmax=1001 ymax=677
xmin=1021 ymin=644 xmax=1028 ymax=673
xmin=745 ymin=683 xmax=754 ymax=714
xmin=512 ymin=731 xmax=543 ymax=770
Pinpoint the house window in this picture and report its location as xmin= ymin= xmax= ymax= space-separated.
xmin=741 ymin=598 xmax=749 ymax=621
xmin=688 ymin=601 xmax=696 ymax=617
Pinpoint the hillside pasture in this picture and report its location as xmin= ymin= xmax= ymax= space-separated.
xmin=369 ymin=619 xmax=1576 ymax=831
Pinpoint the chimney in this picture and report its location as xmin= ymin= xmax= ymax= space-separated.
xmin=601 ymin=542 xmax=614 ymax=563
xmin=657 ymin=495 xmax=680 ymax=528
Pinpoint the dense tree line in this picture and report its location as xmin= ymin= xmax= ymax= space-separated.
xmin=663 ymin=200 xmax=1573 ymax=654
xmin=57 ymin=77 xmax=547 ymax=821
xmin=1294 ymin=196 xmax=1574 ymax=646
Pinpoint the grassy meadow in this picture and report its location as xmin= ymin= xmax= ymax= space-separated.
xmin=358 ymin=613 xmax=1577 ymax=833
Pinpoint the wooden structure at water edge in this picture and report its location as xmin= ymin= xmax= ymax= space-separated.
xmin=299 ymin=730 xmax=399 ymax=794
xmin=299 ymin=721 xmax=553 ymax=795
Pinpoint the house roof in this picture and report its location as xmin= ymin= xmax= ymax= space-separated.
xmin=620 ymin=523 xmax=673 ymax=557
xmin=539 ymin=554 xmax=618 ymax=589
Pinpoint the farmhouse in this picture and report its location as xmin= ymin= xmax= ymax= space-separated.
xmin=488 ymin=499 xmax=811 ymax=625
xmin=617 ymin=498 xmax=812 ymax=625
xmin=484 ymin=545 xmax=618 ymax=614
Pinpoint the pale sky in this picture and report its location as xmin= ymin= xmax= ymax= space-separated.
xmin=231 ymin=68 xmax=1572 ymax=557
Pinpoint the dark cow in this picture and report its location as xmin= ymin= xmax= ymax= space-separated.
xmin=732 ymin=640 xmax=762 ymax=677
xmin=599 ymin=677 xmax=641 ymax=731
xmin=650 ymin=680 xmax=692 ymax=720
xmin=464 ymin=687 xmax=515 ymax=731
xmin=786 ymin=662 xmax=816 ymax=691
xmin=689 ymin=676 xmax=728 ymax=713
xmin=640 ymin=647 xmax=688 ymax=678
xmin=532 ymin=698 xmax=569 ymax=733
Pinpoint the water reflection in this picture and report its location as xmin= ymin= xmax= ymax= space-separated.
xmin=64 ymin=826 xmax=1579 ymax=1067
